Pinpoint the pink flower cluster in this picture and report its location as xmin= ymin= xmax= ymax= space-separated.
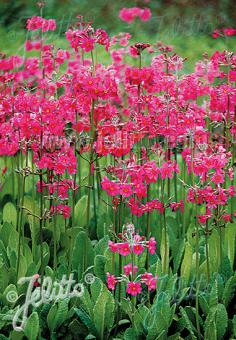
xmin=119 ymin=272 xmax=157 ymax=296
xmin=101 ymin=160 xmax=179 ymax=198
xmin=1 ymin=14 xmax=236 ymax=234
xmin=187 ymin=185 xmax=235 ymax=209
xmin=106 ymin=224 xmax=158 ymax=295
xmin=212 ymin=27 xmax=236 ymax=39
xmin=26 ymin=16 xmax=56 ymax=32
xmin=66 ymin=25 xmax=110 ymax=52
xmin=108 ymin=235 xmax=156 ymax=256
xmin=119 ymin=7 xmax=152 ymax=24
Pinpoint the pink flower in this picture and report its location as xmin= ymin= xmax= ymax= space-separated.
xmin=170 ymin=200 xmax=184 ymax=212
xmin=133 ymin=243 xmax=145 ymax=255
xmin=124 ymin=263 xmax=138 ymax=276
xmin=146 ymin=277 xmax=157 ymax=291
xmin=197 ymin=214 xmax=211 ymax=224
xmin=160 ymin=161 xmax=179 ymax=180
xmin=108 ymin=240 xmax=118 ymax=253
xmin=119 ymin=37 xmax=129 ymax=46
xmin=119 ymin=7 xmax=139 ymax=24
xmin=140 ymin=8 xmax=152 ymax=21
xmin=118 ymin=243 xmax=131 ymax=256
xmin=211 ymin=171 xmax=224 ymax=185
xmin=55 ymin=49 xmax=70 ymax=64
xmin=222 ymin=214 xmax=232 ymax=223
xmin=107 ymin=273 xmax=117 ymax=290
xmin=42 ymin=19 xmax=56 ymax=32
xmin=141 ymin=272 xmax=158 ymax=291
xmin=120 ymin=183 xmax=133 ymax=197
xmin=141 ymin=272 xmax=153 ymax=282
xmin=25 ymin=40 xmax=42 ymax=51
xmin=227 ymin=186 xmax=235 ymax=197
xmin=148 ymin=237 xmax=156 ymax=254
xmin=229 ymin=70 xmax=236 ymax=82
xmin=223 ymin=28 xmax=236 ymax=36
xmin=50 ymin=204 xmax=71 ymax=219
xmin=212 ymin=29 xmax=220 ymax=39
xmin=26 ymin=16 xmax=56 ymax=32
xmin=119 ymin=7 xmax=151 ymax=24
xmin=79 ymin=36 xmax=95 ymax=52
xmin=101 ymin=177 xmax=120 ymax=196
xmin=60 ymin=205 xmax=71 ymax=219
xmin=126 ymin=281 xmax=142 ymax=296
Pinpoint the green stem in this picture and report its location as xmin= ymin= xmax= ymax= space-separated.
xmin=116 ymin=254 xmax=122 ymax=329
xmin=131 ymin=251 xmax=135 ymax=326
xmin=31 ymin=152 xmax=36 ymax=260
xmin=11 ymin=156 xmax=15 ymax=198
xmin=217 ymin=205 xmax=223 ymax=271
xmin=163 ymin=208 xmax=168 ymax=275
xmin=205 ymin=219 xmax=210 ymax=284
xmin=195 ymin=204 xmax=201 ymax=338
xmin=16 ymin=174 xmax=26 ymax=280
xmin=39 ymin=171 xmax=44 ymax=277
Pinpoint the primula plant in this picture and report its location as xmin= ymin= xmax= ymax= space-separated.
xmin=0 ymin=2 xmax=235 ymax=340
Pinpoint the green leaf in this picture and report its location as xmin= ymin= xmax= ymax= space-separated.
xmin=96 ymin=212 xmax=112 ymax=239
xmin=72 ymin=231 xmax=95 ymax=280
xmin=167 ymin=333 xmax=181 ymax=340
xmin=204 ymin=306 xmax=217 ymax=340
xmin=124 ymin=327 xmax=137 ymax=340
xmin=172 ymin=238 xmax=185 ymax=273
xmin=224 ymin=222 xmax=236 ymax=268
xmin=75 ymin=307 xmax=97 ymax=336
xmin=94 ymin=236 xmax=109 ymax=255
xmin=233 ymin=315 xmax=236 ymax=337
xmin=85 ymin=335 xmax=97 ymax=340
xmin=215 ymin=304 xmax=228 ymax=339
xmin=0 ymin=222 xmax=15 ymax=248
xmin=3 ymin=202 xmax=17 ymax=227
xmin=80 ymin=287 xmax=93 ymax=317
xmin=0 ymin=264 xmax=9 ymax=291
xmin=94 ymin=255 xmax=106 ymax=282
xmin=47 ymin=299 xmax=69 ymax=333
xmin=204 ymin=304 xmax=228 ymax=340
xmin=24 ymin=312 xmax=39 ymax=340
xmin=160 ymin=227 xmax=169 ymax=274
xmin=3 ymin=284 xmax=18 ymax=307
xmin=17 ymin=255 xmax=28 ymax=278
xmin=121 ymin=298 xmax=133 ymax=319
xmin=222 ymin=274 xmax=236 ymax=308
xmin=220 ymin=256 xmax=233 ymax=279
xmin=69 ymin=318 xmax=86 ymax=336
xmin=74 ymin=195 xmax=92 ymax=228
xmin=93 ymin=285 xmax=115 ymax=338
xmin=90 ymin=277 xmax=102 ymax=305
xmin=93 ymin=293 xmax=106 ymax=338
xmin=199 ymin=293 xmax=209 ymax=316
xmin=9 ymin=330 xmax=25 ymax=340
xmin=146 ymin=293 xmax=174 ymax=339
xmin=0 ymin=174 xmax=17 ymax=200
xmin=133 ymin=305 xmax=149 ymax=336
xmin=179 ymin=306 xmax=197 ymax=339
xmin=209 ymin=230 xmax=220 ymax=273
xmin=154 ymin=256 xmax=162 ymax=277
xmin=0 ymin=240 xmax=8 ymax=267
xmin=165 ymin=274 xmax=178 ymax=299
xmin=209 ymin=279 xmax=218 ymax=307
xmin=181 ymin=242 xmax=193 ymax=284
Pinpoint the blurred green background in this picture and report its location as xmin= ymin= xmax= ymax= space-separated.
xmin=0 ymin=0 xmax=235 ymax=72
